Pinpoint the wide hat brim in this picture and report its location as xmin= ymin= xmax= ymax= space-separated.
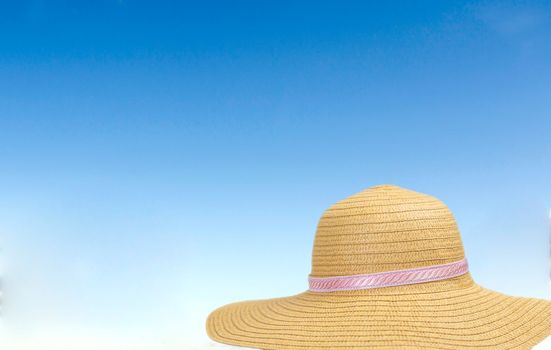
xmin=207 ymin=274 xmax=551 ymax=349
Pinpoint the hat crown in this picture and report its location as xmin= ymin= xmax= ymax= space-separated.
xmin=311 ymin=185 xmax=466 ymax=277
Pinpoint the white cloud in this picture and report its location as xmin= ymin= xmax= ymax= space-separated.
xmin=474 ymin=3 xmax=548 ymax=37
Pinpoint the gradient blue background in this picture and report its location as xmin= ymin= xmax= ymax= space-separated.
xmin=0 ymin=1 xmax=550 ymax=349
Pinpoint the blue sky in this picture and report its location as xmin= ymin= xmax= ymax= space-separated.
xmin=1 ymin=1 xmax=551 ymax=349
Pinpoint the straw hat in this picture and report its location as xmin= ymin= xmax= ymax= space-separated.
xmin=206 ymin=185 xmax=551 ymax=349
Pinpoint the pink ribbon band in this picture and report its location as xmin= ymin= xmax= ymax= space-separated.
xmin=308 ymin=258 xmax=469 ymax=292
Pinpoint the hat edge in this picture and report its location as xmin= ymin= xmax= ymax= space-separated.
xmin=205 ymin=284 xmax=551 ymax=350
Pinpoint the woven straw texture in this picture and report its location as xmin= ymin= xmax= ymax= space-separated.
xmin=207 ymin=185 xmax=551 ymax=349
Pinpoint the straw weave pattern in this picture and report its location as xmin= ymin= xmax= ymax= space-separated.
xmin=311 ymin=185 xmax=465 ymax=277
xmin=207 ymin=185 xmax=551 ymax=349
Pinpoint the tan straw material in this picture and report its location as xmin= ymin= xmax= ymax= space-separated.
xmin=207 ymin=185 xmax=551 ymax=349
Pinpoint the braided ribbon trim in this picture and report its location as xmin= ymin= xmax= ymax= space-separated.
xmin=309 ymin=258 xmax=469 ymax=292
